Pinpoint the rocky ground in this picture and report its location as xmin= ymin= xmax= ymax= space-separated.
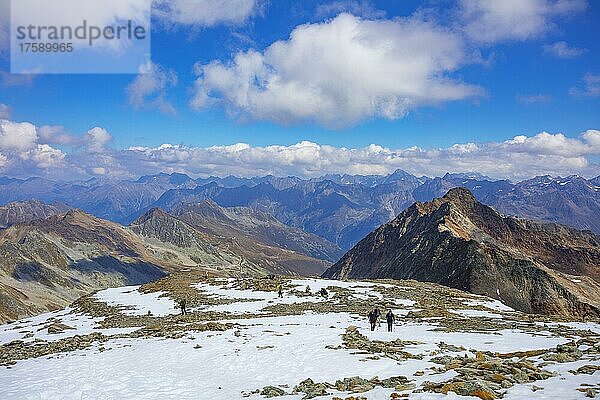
xmin=0 ymin=273 xmax=598 ymax=399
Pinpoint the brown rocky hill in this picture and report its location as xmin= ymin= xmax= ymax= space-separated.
xmin=0 ymin=208 xmax=330 ymax=323
xmin=130 ymin=207 xmax=330 ymax=277
xmin=0 ymin=210 xmax=165 ymax=322
xmin=171 ymin=200 xmax=343 ymax=262
xmin=323 ymin=188 xmax=600 ymax=318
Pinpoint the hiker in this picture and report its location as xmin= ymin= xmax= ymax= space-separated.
xmin=386 ymin=309 xmax=395 ymax=332
xmin=305 ymin=285 xmax=311 ymax=295
xmin=368 ymin=308 xmax=378 ymax=331
xmin=179 ymin=298 xmax=187 ymax=315
xmin=277 ymin=283 xmax=283 ymax=298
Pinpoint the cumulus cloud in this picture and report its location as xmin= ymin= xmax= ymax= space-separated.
xmin=84 ymin=127 xmax=113 ymax=153
xmin=543 ymin=41 xmax=587 ymax=58
xmin=0 ymin=119 xmax=66 ymax=171
xmin=0 ymin=120 xmax=38 ymax=151
xmin=21 ymin=144 xmax=66 ymax=168
xmin=153 ymin=0 xmax=257 ymax=26
xmin=1 ymin=119 xmax=599 ymax=180
xmin=570 ymin=72 xmax=600 ymax=97
xmin=191 ymin=13 xmax=482 ymax=128
xmin=0 ymin=119 xmax=121 ymax=177
xmin=126 ymin=61 xmax=178 ymax=115
xmin=459 ymin=0 xmax=587 ymax=44
xmin=503 ymin=131 xmax=598 ymax=157
xmin=116 ymin=131 xmax=600 ymax=180
xmin=38 ymin=125 xmax=82 ymax=147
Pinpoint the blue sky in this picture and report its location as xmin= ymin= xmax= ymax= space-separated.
xmin=0 ymin=0 xmax=598 ymax=180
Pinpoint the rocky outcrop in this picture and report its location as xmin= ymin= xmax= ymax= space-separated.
xmin=323 ymin=188 xmax=600 ymax=318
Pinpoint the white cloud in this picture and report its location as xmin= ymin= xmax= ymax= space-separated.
xmin=126 ymin=61 xmax=178 ymax=115
xmin=84 ymin=127 xmax=113 ymax=153
xmin=0 ymin=120 xmax=116 ymax=169
xmin=543 ymin=41 xmax=587 ymax=58
xmin=503 ymin=131 xmax=597 ymax=157
xmin=191 ymin=13 xmax=482 ymax=128
xmin=153 ymin=0 xmax=257 ymax=26
xmin=459 ymin=0 xmax=587 ymax=44
xmin=0 ymin=120 xmax=38 ymax=151
xmin=22 ymin=144 xmax=66 ymax=168
xmin=38 ymin=125 xmax=82 ymax=146
xmin=570 ymin=72 xmax=600 ymax=97
xmin=0 ymin=103 xmax=10 ymax=119
xmin=1 ymin=119 xmax=599 ymax=180
xmin=582 ymin=130 xmax=600 ymax=147
xmin=0 ymin=119 xmax=66 ymax=172
xmin=117 ymin=130 xmax=600 ymax=180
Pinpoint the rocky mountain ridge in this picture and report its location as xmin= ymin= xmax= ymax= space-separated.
xmin=323 ymin=188 xmax=600 ymax=318
xmin=171 ymin=200 xmax=343 ymax=262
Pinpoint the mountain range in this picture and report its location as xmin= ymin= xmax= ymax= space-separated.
xmin=1 ymin=170 xmax=599 ymax=322
xmin=0 ymin=202 xmax=332 ymax=323
xmin=1 ymin=171 xmax=598 ymax=250
xmin=324 ymin=188 xmax=600 ymax=318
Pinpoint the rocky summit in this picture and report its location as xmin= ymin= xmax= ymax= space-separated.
xmin=0 ymin=275 xmax=598 ymax=400
xmin=323 ymin=188 xmax=600 ymax=319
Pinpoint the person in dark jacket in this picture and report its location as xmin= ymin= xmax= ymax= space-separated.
xmin=386 ymin=309 xmax=395 ymax=332
xmin=374 ymin=307 xmax=381 ymax=326
xmin=368 ymin=308 xmax=378 ymax=331
xmin=179 ymin=298 xmax=187 ymax=315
